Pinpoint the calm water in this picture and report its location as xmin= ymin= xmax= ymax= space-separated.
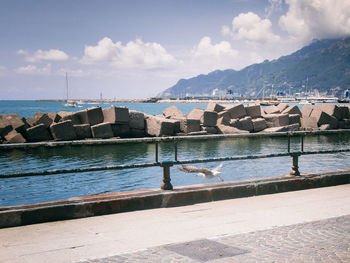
xmin=0 ymin=100 xmax=349 ymax=207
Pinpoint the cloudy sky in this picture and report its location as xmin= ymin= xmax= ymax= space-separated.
xmin=1 ymin=0 xmax=350 ymax=100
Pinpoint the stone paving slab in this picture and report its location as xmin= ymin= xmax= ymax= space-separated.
xmin=80 ymin=215 xmax=350 ymax=263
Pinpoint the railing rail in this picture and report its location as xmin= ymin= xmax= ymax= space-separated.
xmin=1 ymin=133 xmax=350 ymax=190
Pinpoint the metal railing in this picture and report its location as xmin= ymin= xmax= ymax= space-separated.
xmin=1 ymin=132 xmax=350 ymax=191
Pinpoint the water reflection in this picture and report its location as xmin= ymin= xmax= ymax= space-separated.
xmin=0 ymin=133 xmax=349 ymax=206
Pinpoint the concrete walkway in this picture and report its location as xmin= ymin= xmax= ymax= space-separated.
xmin=1 ymin=184 xmax=350 ymax=263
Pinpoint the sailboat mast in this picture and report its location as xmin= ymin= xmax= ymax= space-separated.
xmin=66 ymin=72 xmax=69 ymax=102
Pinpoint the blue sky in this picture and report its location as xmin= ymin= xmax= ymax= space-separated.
xmin=1 ymin=0 xmax=349 ymax=99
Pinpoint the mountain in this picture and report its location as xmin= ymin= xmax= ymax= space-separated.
xmin=158 ymin=37 xmax=350 ymax=98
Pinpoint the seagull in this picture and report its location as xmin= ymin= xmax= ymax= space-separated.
xmin=177 ymin=163 xmax=224 ymax=181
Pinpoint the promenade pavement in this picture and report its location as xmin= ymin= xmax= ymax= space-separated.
xmin=1 ymin=184 xmax=349 ymax=263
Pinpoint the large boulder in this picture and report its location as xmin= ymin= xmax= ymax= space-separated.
xmin=4 ymin=130 xmax=26 ymax=143
xmin=77 ymin=107 xmax=104 ymax=126
xmin=225 ymin=104 xmax=246 ymax=119
xmin=217 ymin=125 xmax=249 ymax=134
xmin=26 ymin=124 xmax=52 ymax=142
xmin=206 ymin=102 xmax=225 ymax=113
xmin=252 ymin=118 xmax=267 ymax=132
xmin=146 ymin=116 xmax=175 ymax=136
xmin=111 ymin=124 xmax=130 ymax=137
xmin=0 ymin=114 xmax=27 ymax=134
xmin=339 ymin=106 xmax=350 ymax=120
xmin=282 ymin=105 xmax=302 ymax=115
xmin=129 ymin=110 xmax=145 ymax=130
xmin=301 ymin=105 xmax=315 ymax=118
xmin=58 ymin=111 xmax=81 ymax=125
xmin=47 ymin=113 xmax=62 ymax=123
xmin=50 ymin=120 xmax=77 ymax=141
xmin=276 ymin=103 xmax=289 ymax=113
xmin=263 ymin=105 xmax=280 ymax=114
xmin=74 ymin=124 xmax=92 ymax=139
xmin=31 ymin=112 xmax=53 ymax=127
xmin=233 ymin=116 xmax=254 ymax=132
xmin=202 ymin=110 xmax=217 ymax=127
xmin=289 ymin=114 xmax=301 ymax=125
xmin=180 ymin=119 xmax=201 ymax=133
xmin=103 ymin=106 xmax=129 ymax=124
xmin=310 ymin=110 xmax=338 ymax=128
xmin=188 ymin=108 xmax=204 ymax=121
xmin=263 ymin=114 xmax=289 ymax=127
xmin=245 ymin=104 xmax=262 ymax=118
xmin=202 ymin=126 xmax=218 ymax=134
xmin=91 ymin=123 xmax=114 ymax=139
xmin=162 ymin=105 xmax=184 ymax=119
xmin=0 ymin=116 xmax=13 ymax=137
xmin=320 ymin=104 xmax=342 ymax=120
xmin=301 ymin=117 xmax=318 ymax=130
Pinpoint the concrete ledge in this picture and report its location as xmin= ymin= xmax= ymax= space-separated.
xmin=0 ymin=170 xmax=349 ymax=228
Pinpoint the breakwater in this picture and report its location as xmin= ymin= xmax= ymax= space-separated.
xmin=1 ymin=102 xmax=349 ymax=145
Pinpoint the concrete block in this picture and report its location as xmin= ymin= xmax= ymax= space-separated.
xmin=236 ymin=116 xmax=254 ymax=132
xmin=162 ymin=105 xmax=184 ymax=119
xmin=276 ymin=103 xmax=289 ymax=113
xmin=91 ymin=123 xmax=114 ymax=139
xmin=225 ymin=104 xmax=246 ymax=119
xmin=263 ymin=105 xmax=280 ymax=114
xmin=129 ymin=128 xmax=145 ymax=138
xmin=26 ymin=124 xmax=52 ymax=142
xmin=111 ymin=124 xmax=130 ymax=137
xmin=263 ymin=114 xmax=289 ymax=127
xmin=202 ymin=126 xmax=218 ymax=134
xmin=103 ymin=106 xmax=129 ymax=124
xmin=301 ymin=105 xmax=314 ymax=118
xmin=74 ymin=124 xmax=92 ymax=139
xmin=58 ymin=111 xmax=81 ymax=125
xmin=245 ymin=104 xmax=262 ymax=118
xmin=47 ymin=113 xmax=61 ymax=123
xmin=320 ymin=104 xmax=342 ymax=120
xmin=289 ymin=114 xmax=301 ymax=125
xmin=188 ymin=108 xmax=204 ymax=121
xmin=167 ymin=119 xmax=181 ymax=133
xmin=202 ymin=110 xmax=217 ymax=127
xmin=301 ymin=117 xmax=318 ymax=130
xmin=311 ymin=110 xmax=338 ymax=128
xmin=77 ymin=107 xmax=104 ymax=126
xmin=206 ymin=102 xmax=225 ymax=113
xmin=252 ymin=118 xmax=267 ymax=132
xmin=0 ymin=114 xmax=26 ymax=134
xmin=180 ymin=119 xmax=201 ymax=133
xmin=4 ymin=130 xmax=26 ymax=143
xmin=339 ymin=106 xmax=350 ymax=120
xmin=50 ymin=120 xmax=77 ymax=141
xmin=338 ymin=120 xmax=345 ymax=129
xmin=0 ymin=118 xmax=12 ymax=137
xmin=217 ymin=125 xmax=249 ymax=134
xmin=146 ymin=116 xmax=175 ymax=136
xmin=32 ymin=112 xmax=53 ymax=127
xmin=217 ymin=115 xmax=230 ymax=126
xmin=282 ymin=105 xmax=302 ymax=115
xmin=129 ymin=110 xmax=145 ymax=130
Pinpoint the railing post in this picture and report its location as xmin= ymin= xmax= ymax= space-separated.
xmin=160 ymin=161 xmax=173 ymax=190
xmin=290 ymin=154 xmax=301 ymax=176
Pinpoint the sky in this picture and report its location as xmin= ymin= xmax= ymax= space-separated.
xmin=0 ymin=0 xmax=350 ymax=100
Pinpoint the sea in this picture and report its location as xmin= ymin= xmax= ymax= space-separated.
xmin=1 ymin=100 xmax=350 ymax=207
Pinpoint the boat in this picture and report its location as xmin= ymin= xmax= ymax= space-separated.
xmin=63 ymin=72 xmax=77 ymax=108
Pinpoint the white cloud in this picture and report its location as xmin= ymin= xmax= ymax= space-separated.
xmin=222 ymin=12 xmax=280 ymax=45
xmin=279 ymin=0 xmax=350 ymax=41
xmin=15 ymin=64 xmax=52 ymax=75
xmin=81 ymin=37 xmax=177 ymax=69
xmin=17 ymin=49 xmax=69 ymax=62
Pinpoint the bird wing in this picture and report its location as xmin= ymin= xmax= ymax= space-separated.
xmin=178 ymin=165 xmax=202 ymax=173
xmin=212 ymin=163 xmax=223 ymax=172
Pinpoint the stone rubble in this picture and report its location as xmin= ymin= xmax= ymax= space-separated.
xmin=0 ymin=103 xmax=350 ymax=144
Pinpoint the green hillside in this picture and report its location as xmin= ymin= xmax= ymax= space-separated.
xmin=158 ymin=37 xmax=350 ymax=98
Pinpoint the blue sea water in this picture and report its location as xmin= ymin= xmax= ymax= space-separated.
xmin=0 ymin=100 xmax=349 ymax=207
